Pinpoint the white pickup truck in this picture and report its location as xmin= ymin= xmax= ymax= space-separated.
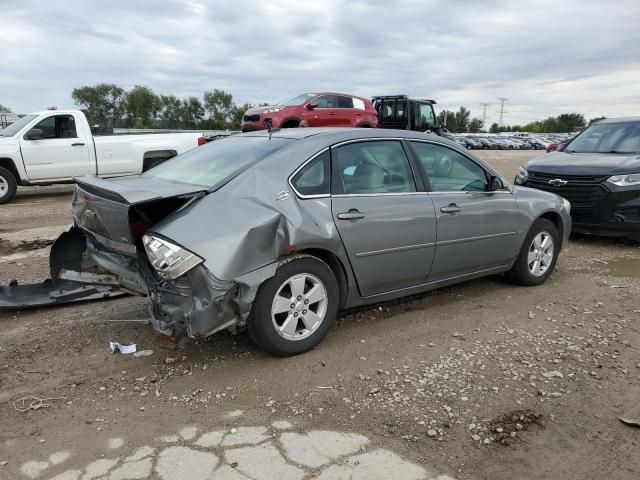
xmin=0 ymin=109 xmax=207 ymax=204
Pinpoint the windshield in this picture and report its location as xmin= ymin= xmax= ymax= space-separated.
xmin=0 ymin=115 xmax=37 ymax=137
xmin=276 ymin=93 xmax=315 ymax=107
xmin=145 ymin=136 xmax=291 ymax=188
xmin=565 ymin=121 xmax=640 ymax=154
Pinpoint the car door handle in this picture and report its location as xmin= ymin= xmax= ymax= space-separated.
xmin=440 ymin=204 xmax=461 ymax=214
xmin=329 ymin=112 xmax=336 ymax=116
xmin=71 ymin=142 xmax=86 ymax=147
xmin=337 ymin=210 xmax=366 ymax=220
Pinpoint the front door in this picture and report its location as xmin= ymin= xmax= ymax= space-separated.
xmin=304 ymin=95 xmax=337 ymax=127
xmin=20 ymin=113 xmax=92 ymax=181
xmin=409 ymin=140 xmax=520 ymax=281
xmin=331 ymin=139 xmax=436 ymax=297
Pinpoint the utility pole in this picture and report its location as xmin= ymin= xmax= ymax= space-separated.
xmin=497 ymin=97 xmax=508 ymax=127
xmin=480 ymin=103 xmax=490 ymax=131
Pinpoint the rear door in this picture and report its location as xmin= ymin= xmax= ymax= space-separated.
xmin=20 ymin=113 xmax=92 ymax=180
xmin=331 ymin=139 xmax=436 ymax=297
xmin=335 ymin=95 xmax=356 ymax=126
xmin=409 ymin=140 xmax=520 ymax=281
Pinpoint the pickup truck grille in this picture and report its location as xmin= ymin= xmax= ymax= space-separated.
xmin=525 ymin=172 xmax=609 ymax=208
xmin=243 ymin=114 xmax=260 ymax=122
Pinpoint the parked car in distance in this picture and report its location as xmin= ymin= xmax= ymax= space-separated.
xmin=0 ymin=109 xmax=207 ymax=204
xmin=40 ymin=128 xmax=571 ymax=356
xmin=240 ymin=93 xmax=378 ymax=132
xmin=515 ymin=116 xmax=640 ymax=242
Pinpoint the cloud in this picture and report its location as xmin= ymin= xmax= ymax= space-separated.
xmin=1 ymin=0 xmax=638 ymax=125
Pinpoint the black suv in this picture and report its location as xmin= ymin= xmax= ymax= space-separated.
xmin=515 ymin=117 xmax=640 ymax=242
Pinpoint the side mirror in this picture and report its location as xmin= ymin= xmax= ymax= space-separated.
xmin=25 ymin=128 xmax=44 ymax=140
xmin=488 ymin=175 xmax=505 ymax=191
xmin=305 ymin=102 xmax=319 ymax=110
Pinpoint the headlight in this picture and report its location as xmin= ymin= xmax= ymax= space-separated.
xmin=515 ymin=166 xmax=528 ymax=184
xmin=264 ymin=107 xmax=282 ymax=114
xmin=143 ymin=235 xmax=203 ymax=279
xmin=563 ymin=198 xmax=571 ymax=214
xmin=607 ymin=173 xmax=640 ymax=187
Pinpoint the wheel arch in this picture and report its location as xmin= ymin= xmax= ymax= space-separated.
xmin=0 ymin=157 xmax=21 ymax=183
xmin=280 ymin=117 xmax=301 ymax=128
xmin=296 ymin=248 xmax=349 ymax=309
xmin=537 ymin=210 xmax=564 ymax=243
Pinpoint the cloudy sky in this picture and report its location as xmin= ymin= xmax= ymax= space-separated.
xmin=1 ymin=0 xmax=639 ymax=125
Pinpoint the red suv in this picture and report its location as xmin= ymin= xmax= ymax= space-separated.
xmin=241 ymin=92 xmax=378 ymax=132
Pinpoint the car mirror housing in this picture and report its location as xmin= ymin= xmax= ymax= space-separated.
xmin=305 ymin=102 xmax=319 ymax=110
xmin=25 ymin=128 xmax=44 ymax=140
xmin=489 ymin=175 xmax=505 ymax=191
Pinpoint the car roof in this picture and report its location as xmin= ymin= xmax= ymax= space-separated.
xmin=239 ymin=127 xmax=458 ymax=143
xmin=597 ymin=116 xmax=640 ymax=124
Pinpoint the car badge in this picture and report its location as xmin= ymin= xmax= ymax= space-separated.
xmin=548 ymin=178 xmax=568 ymax=187
xmin=276 ymin=191 xmax=290 ymax=201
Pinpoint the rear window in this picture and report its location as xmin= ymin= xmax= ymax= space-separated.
xmin=145 ymin=137 xmax=291 ymax=188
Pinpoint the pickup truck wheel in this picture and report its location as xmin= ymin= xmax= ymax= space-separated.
xmin=248 ymin=255 xmax=339 ymax=356
xmin=507 ymin=219 xmax=559 ymax=286
xmin=0 ymin=167 xmax=17 ymax=205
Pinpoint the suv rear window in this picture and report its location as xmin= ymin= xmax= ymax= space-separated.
xmin=146 ymin=137 xmax=291 ymax=188
xmin=337 ymin=96 xmax=354 ymax=108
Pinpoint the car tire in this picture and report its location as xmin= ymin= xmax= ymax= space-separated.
xmin=507 ymin=219 xmax=560 ymax=286
xmin=0 ymin=167 xmax=18 ymax=205
xmin=248 ymin=254 xmax=339 ymax=356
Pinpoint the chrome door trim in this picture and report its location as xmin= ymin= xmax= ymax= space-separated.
xmin=437 ymin=231 xmax=517 ymax=246
xmin=355 ymin=242 xmax=436 ymax=258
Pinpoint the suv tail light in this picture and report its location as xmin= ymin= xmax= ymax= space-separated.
xmin=197 ymin=136 xmax=207 ymax=146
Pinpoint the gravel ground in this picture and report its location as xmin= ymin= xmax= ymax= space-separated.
xmin=0 ymin=150 xmax=639 ymax=480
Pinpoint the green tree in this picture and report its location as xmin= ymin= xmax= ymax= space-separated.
xmin=555 ymin=113 xmax=585 ymax=132
xmin=203 ymin=89 xmax=234 ymax=129
xmin=179 ymin=96 xmax=205 ymax=129
xmin=158 ymin=95 xmax=183 ymax=129
xmin=230 ymin=103 xmax=252 ymax=130
xmin=489 ymin=122 xmax=500 ymax=133
xmin=454 ymin=106 xmax=471 ymax=132
xmin=124 ymin=85 xmax=159 ymax=128
xmin=71 ymin=83 xmax=126 ymax=127
xmin=588 ymin=116 xmax=606 ymax=126
xmin=0 ymin=104 xmax=12 ymax=113
xmin=468 ymin=118 xmax=484 ymax=133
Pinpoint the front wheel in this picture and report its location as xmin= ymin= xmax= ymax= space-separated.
xmin=0 ymin=167 xmax=18 ymax=205
xmin=507 ymin=219 xmax=559 ymax=286
xmin=248 ymin=255 xmax=339 ymax=356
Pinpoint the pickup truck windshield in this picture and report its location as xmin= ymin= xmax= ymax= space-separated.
xmin=0 ymin=115 xmax=37 ymax=137
xmin=145 ymin=136 xmax=291 ymax=188
xmin=565 ymin=122 xmax=640 ymax=154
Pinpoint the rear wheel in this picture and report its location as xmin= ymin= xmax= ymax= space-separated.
xmin=0 ymin=167 xmax=17 ymax=205
xmin=507 ymin=219 xmax=559 ymax=286
xmin=249 ymin=255 xmax=339 ymax=356
xmin=281 ymin=120 xmax=300 ymax=128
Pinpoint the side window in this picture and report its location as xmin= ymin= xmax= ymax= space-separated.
xmin=291 ymin=150 xmax=330 ymax=196
xmin=332 ymin=141 xmax=416 ymax=194
xmin=314 ymin=95 xmax=336 ymax=108
xmin=337 ymin=96 xmax=354 ymax=108
xmin=30 ymin=115 xmax=77 ymax=139
xmin=352 ymin=98 xmax=365 ymax=110
xmin=411 ymin=142 xmax=488 ymax=192
xmin=419 ymin=104 xmax=435 ymax=128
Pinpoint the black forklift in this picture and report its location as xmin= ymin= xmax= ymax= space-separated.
xmin=372 ymin=95 xmax=454 ymax=139
xmin=372 ymin=95 xmax=455 ymax=175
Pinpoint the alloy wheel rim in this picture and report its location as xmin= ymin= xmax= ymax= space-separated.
xmin=0 ymin=176 xmax=7 ymax=196
xmin=271 ymin=273 xmax=328 ymax=341
xmin=527 ymin=231 xmax=554 ymax=277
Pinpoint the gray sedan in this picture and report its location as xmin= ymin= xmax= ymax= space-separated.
xmin=50 ymin=128 xmax=571 ymax=356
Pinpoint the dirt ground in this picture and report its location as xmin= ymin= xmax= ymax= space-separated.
xmin=1 ymin=150 xmax=639 ymax=480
